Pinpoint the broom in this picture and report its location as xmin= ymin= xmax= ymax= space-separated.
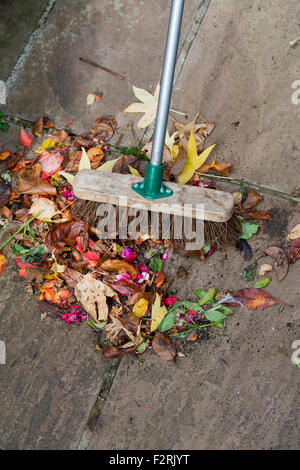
xmin=72 ymin=0 xmax=241 ymax=247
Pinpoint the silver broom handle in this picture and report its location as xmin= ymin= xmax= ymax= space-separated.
xmin=150 ymin=0 xmax=185 ymax=167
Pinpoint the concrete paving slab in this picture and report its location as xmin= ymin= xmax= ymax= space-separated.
xmin=4 ymin=0 xmax=201 ymax=143
xmin=171 ymin=0 xmax=300 ymax=194
xmin=0 ymin=0 xmax=49 ymax=82
xmin=89 ymin=197 xmax=300 ymax=450
xmin=0 ymin=233 xmax=107 ymax=450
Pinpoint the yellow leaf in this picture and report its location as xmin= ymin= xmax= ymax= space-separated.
xmin=97 ymin=157 xmax=121 ymax=172
xmin=150 ymin=293 xmax=168 ymax=332
xmin=86 ymin=92 xmax=101 ymax=106
xmin=177 ymin=132 xmax=216 ymax=184
xmin=133 ymin=298 xmax=149 ymax=317
xmin=287 ymin=224 xmax=300 ymax=240
xmin=125 ymin=84 xmax=160 ymax=129
xmin=128 ymin=165 xmax=142 ymax=177
xmin=58 ymin=171 xmax=74 ymax=185
xmin=28 ymin=197 xmax=58 ymax=221
xmin=79 ymin=147 xmax=92 ymax=171
xmin=37 ymin=137 xmax=57 ymax=152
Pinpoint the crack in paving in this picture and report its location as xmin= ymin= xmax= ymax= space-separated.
xmin=5 ymin=0 xmax=57 ymax=98
xmin=77 ymin=357 xmax=121 ymax=450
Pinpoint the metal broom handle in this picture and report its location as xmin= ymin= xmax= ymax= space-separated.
xmin=150 ymin=0 xmax=185 ymax=167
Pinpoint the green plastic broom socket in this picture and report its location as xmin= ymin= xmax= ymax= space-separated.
xmin=132 ymin=163 xmax=173 ymax=199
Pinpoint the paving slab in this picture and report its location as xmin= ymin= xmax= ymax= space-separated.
xmin=4 ymin=0 xmax=201 ymax=142
xmin=0 ymin=230 xmax=108 ymax=450
xmin=172 ymin=0 xmax=300 ymax=194
xmin=89 ymin=196 xmax=300 ymax=450
xmin=0 ymin=0 xmax=49 ymax=82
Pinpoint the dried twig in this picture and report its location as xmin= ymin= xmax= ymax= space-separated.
xmin=79 ymin=57 xmax=125 ymax=80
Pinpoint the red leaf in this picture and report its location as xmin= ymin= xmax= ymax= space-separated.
xmin=234 ymin=288 xmax=292 ymax=310
xmin=20 ymin=127 xmax=33 ymax=148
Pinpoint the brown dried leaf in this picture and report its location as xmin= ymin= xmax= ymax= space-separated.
xmin=286 ymin=238 xmax=300 ymax=264
xmin=234 ymin=288 xmax=292 ymax=310
xmin=242 ymin=189 xmax=263 ymax=210
xmin=264 ymin=246 xmax=289 ymax=281
xmin=45 ymin=219 xmax=87 ymax=253
xmin=75 ymin=273 xmax=118 ymax=322
xmin=32 ymin=117 xmax=43 ymax=138
xmin=61 ymin=267 xmax=84 ymax=288
xmin=0 ymin=205 xmax=13 ymax=222
xmin=100 ymin=259 xmax=138 ymax=280
xmin=174 ymin=114 xmax=214 ymax=151
xmin=103 ymin=346 xmax=137 ymax=359
xmin=239 ymin=210 xmax=271 ymax=221
xmin=152 ymin=331 xmax=176 ymax=361
xmin=0 ymin=181 xmax=11 ymax=207
xmin=17 ymin=164 xmax=57 ymax=196
xmin=170 ymin=147 xmax=187 ymax=176
xmin=110 ymin=279 xmax=143 ymax=295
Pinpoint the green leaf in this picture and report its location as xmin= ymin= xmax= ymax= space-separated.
xmin=217 ymin=305 xmax=234 ymax=315
xmin=87 ymin=319 xmax=107 ymax=330
xmin=239 ymin=219 xmax=259 ymax=240
xmin=149 ymin=254 xmax=162 ymax=277
xmin=214 ymin=321 xmax=225 ymax=329
xmin=168 ymin=301 xmax=203 ymax=313
xmin=11 ymin=243 xmax=30 ymax=255
xmin=294 ymin=357 xmax=300 ymax=369
xmin=158 ymin=312 xmax=176 ymax=332
xmin=243 ymin=264 xmax=257 ymax=281
xmin=198 ymin=288 xmax=216 ymax=306
xmin=254 ymin=277 xmax=271 ymax=289
xmin=20 ymin=244 xmax=45 ymax=264
xmin=202 ymin=244 xmax=211 ymax=255
xmin=204 ymin=309 xmax=227 ymax=322
xmin=137 ymin=342 xmax=147 ymax=352
xmin=194 ymin=289 xmax=206 ymax=300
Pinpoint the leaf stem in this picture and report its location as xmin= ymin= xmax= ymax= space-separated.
xmin=0 ymin=213 xmax=40 ymax=252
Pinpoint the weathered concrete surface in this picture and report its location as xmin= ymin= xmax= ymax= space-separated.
xmin=0 ymin=0 xmax=49 ymax=82
xmin=4 ymin=0 xmax=201 ymax=140
xmin=0 ymin=231 xmax=107 ymax=450
xmin=0 ymin=0 xmax=300 ymax=451
xmin=89 ymin=197 xmax=300 ymax=450
xmin=172 ymin=0 xmax=300 ymax=194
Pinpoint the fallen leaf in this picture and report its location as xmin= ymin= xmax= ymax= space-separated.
xmin=17 ymin=164 xmax=57 ymax=196
xmin=125 ymin=84 xmax=160 ymax=129
xmin=101 ymin=259 xmax=138 ymax=280
xmin=286 ymin=238 xmax=300 ymax=264
xmin=45 ymin=219 xmax=87 ymax=253
xmin=133 ymin=298 xmax=149 ymax=317
xmin=110 ymin=279 xmax=143 ymax=295
xmin=174 ymin=114 xmax=214 ymax=151
xmin=259 ymin=264 xmax=273 ymax=277
xmin=87 ymin=146 xmax=104 ymax=169
xmin=0 ymin=150 xmax=11 ymax=161
xmin=25 ymin=266 xmax=44 ymax=283
xmin=150 ymin=293 xmax=168 ymax=332
xmin=234 ymin=288 xmax=291 ymax=310
xmin=242 ymin=189 xmax=263 ymax=210
xmin=86 ymin=92 xmax=102 ymax=105
xmin=236 ymin=239 xmax=252 ymax=261
xmin=0 ymin=206 xmax=13 ymax=222
xmin=39 ymin=151 xmax=64 ymax=176
xmin=0 ymin=181 xmax=11 ymax=207
xmin=170 ymin=146 xmax=187 ymax=176
xmin=28 ymin=197 xmax=58 ymax=221
xmin=0 ymin=253 xmax=8 ymax=274
xmin=20 ymin=127 xmax=33 ymax=148
xmin=177 ymin=132 xmax=215 ymax=184
xmin=239 ymin=210 xmax=271 ymax=221
xmin=103 ymin=346 xmax=137 ymax=359
xmin=79 ymin=147 xmax=92 ymax=171
xmin=97 ymin=157 xmax=121 ymax=172
xmin=264 ymin=246 xmax=289 ymax=281
xmin=188 ymin=332 xmax=198 ymax=342
xmin=58 ymin=171 xmax=74 ymax=185
xmin=75 ymin=273 xmax=118 ymax=322
xmin=152 ymin=331 xmax=176 ymax=361
xmin=32 ymin=117 xmax=44 ymax=138
xmin=287 ymin=224 xmax=300 ymax=240
xmin=128 ymin=165 xmax=142 ymax=177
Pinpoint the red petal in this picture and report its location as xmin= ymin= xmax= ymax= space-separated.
xmin=20 ymin=127 xmax=33 ymax=148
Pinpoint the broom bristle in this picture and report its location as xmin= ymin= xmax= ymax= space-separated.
xmin=71 ymin=197 xmax=241 ymax=247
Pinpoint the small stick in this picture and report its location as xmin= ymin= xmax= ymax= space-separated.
xmin=79 ymin=57 xmax=125 ymax=80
